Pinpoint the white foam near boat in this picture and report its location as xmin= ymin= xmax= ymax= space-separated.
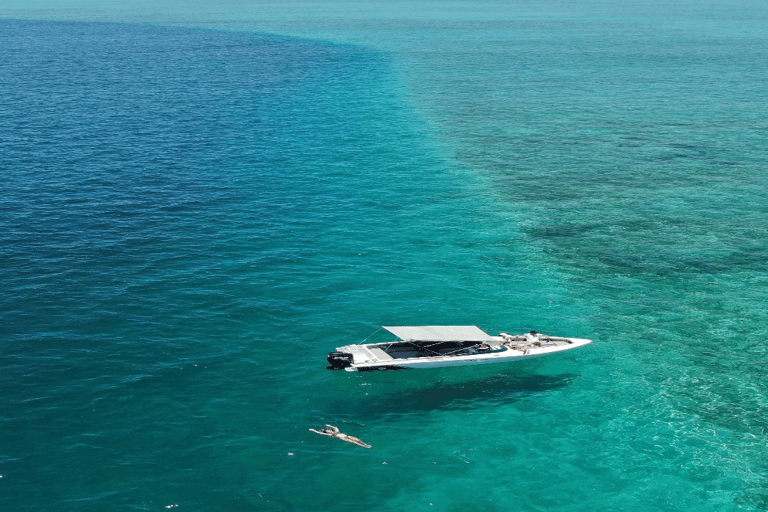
xmin=326 ymin=326 xmax=592 ymax=371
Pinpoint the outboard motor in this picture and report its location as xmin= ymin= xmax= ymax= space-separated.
xmin=327 ymin=351 xmax=353 ymax=370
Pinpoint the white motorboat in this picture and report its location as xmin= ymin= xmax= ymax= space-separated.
xmin=326 ymin=325 xmax=592 ymax=371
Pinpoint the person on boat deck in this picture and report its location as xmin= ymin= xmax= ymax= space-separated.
xmin=309 ymin=424 xmax=371 ymax=448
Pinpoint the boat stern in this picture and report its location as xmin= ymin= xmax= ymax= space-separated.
xmin=326 ymin=351 xmax=353 ymax=370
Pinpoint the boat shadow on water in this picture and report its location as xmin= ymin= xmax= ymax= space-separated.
xmin=327 ymin=362 xmax=579 ymax=417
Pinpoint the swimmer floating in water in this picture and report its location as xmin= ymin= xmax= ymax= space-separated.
xmin=309 ymin=424 xmax=371 ymax=448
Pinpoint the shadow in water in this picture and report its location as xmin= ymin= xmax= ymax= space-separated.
xmin=326 ymin=362 xmax=578 ymax=418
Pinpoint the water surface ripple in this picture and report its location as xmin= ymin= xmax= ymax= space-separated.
xmin=2 ymin=3 xmax=768 ymax=510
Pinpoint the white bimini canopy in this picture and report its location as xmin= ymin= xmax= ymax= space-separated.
xmin=383 ymin=325 xmax=495 ymax=342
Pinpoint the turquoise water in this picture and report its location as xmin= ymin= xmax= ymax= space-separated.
xmin=2 ymin=1 xmax=768 ymax=510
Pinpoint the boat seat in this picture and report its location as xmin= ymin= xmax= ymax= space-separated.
xmin=368 ymin=347 xmax=393 ymax=361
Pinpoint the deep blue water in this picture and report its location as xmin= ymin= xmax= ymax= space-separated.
xmin=2 ymin=2 xmax=768 ymax=510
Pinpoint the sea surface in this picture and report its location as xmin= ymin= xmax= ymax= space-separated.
xmin=2 ymin=1 xmax=768 ymax=510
